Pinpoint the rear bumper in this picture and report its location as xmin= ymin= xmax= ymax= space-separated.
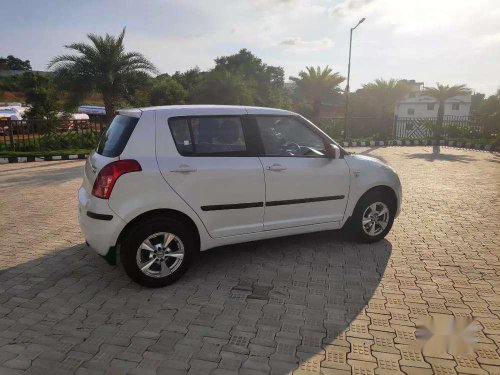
xmin=78 ymin=186 xmax=126 ymax=256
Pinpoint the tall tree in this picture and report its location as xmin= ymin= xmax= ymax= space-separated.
xmin=356 ymin=78 xmax=412 ymax=137
xmin=214 ymin=49 xmax=285 ymax=107
xmin=477 ymin=88 xmax=500 ymax=138
xmin=48 ymin=28 xmax=157 ymax=121
xmin=290 ymin=66 xmax=345 ymax=124
xmin=21 ymin=73 xmax=59 ymax=121
xmin=422 ymin=83 xmax=469 ymax=141
xmin=172 ymin=68 xmax=204 ymax=95
xmin=190 ymin=68 xmax=254 ymax=105
xmin=149 ymin=75 xmax=187 ymax=106
xmin=0 ymin=55 xmax=32 ymax=71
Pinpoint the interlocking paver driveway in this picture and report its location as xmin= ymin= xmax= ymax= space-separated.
xmin=0 ymin=146 xmax=499 ymax=375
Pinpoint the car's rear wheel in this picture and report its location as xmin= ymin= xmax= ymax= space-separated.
xmin=120 ymin=217 xmax=195 ymax=287
xmin=350 ymin=190 xmax=396 ymax=243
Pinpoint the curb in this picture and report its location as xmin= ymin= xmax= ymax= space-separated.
xmin=0 ymin=154 xmax=88 ymax=164
xmin=341 ymin=139 xmax=497 ymax=151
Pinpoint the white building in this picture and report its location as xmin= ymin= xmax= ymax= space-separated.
xmin=394 ymin=80 xmax=472 ymax=138
xmin=394 ymin=80 xmax=471 ymax=118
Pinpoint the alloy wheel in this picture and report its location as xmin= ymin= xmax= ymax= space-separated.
xmin=135 ymin=232 xmax=184 ymax=278
xmin=362 ymin=202 xmax=390 ymax=236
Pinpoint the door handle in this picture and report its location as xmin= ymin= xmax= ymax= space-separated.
xmin=266 ymin=163 xmax=287 ymax=171
xmin=171 ymin=164 xmax=197 ymax=173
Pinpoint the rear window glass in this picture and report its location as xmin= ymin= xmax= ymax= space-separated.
xmin=96 ymin=115 xmax=139 ymax=157
xmin=169 ymin=116 xmax=247 ymax=156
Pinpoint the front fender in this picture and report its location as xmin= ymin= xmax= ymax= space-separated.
xmin=343 ymin=154 xmax=402 ymax=224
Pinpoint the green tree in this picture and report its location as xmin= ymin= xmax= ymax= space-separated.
xmin=172 ymin=68 xmax=204 ymax=95
xmin=48 ymin=28 xmax=157 ymax=121
xmin=422 ymin=83 xmax=470 ymax=141
xmin=355 ymin=78 xmax=412 ymax=137
xmin=120 ymin=72 xmax=155 ymax=107
xmin=213 ymin=49 xmax=286 ymax=107
xmin=0 ymin=55 xmax=32 ymax=71
xmin=150 ymin=76 xmax=187 ymax=106
xmin=22 ymin=73 xmax=59 ymax=120
xmin=190 ymin=68 xmax=254 ymax=105
xmin=290 ymin=66 xmax=345 ymax=124
xmin=477 ymin=89 xmax=500 ymax=139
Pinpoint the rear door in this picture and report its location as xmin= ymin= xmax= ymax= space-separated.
xmin=253 ymin=115 xmax=350 ymax=230
xmin=156 ymin=110 xmax=265 ymax=238
xmin=83 ymin=114 xmax=140 ymax=193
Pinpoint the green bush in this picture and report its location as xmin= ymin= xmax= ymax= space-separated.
xmin=38 ymin=131 xmax=101 ymax=150
xmin=318 ymin=118 xmax=343 ymax=138
xmin=0 ymin=130 xmax=102 ymax=152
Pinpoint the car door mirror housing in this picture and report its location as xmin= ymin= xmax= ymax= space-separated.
xmin=325 ymin=143 xmax=341 ymax=159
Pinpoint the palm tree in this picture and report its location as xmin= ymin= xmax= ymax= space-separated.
xmin=360 ymin=78 xmax=412 ymax=137
xmin=361 ymin=78 xmax=411 ymax=113
xmin=48 ymin=28 xmax=157 ymax=121
xmin=422 ymin=83 xmax=469 ymax=142
xmin=290 ymin=66 xmax=345 ymax=124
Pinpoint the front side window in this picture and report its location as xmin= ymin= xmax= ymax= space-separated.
xmin=407 ymin=108 xmax=415 ymax=115
xmin=256 ymin=116 xmax=326 ymax=157
xmin=452 ymin=103 xmax=460 ymax=110
xmin=427 ymin=103 xmax=435 ymax=110
xmin=169 ymin=116 xmax=247 ymax=156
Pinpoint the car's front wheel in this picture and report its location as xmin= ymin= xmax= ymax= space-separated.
xmin=120 ymin=217 xmax=195 ymax=287
xmin=350 ymin=190 xmax=396 ymax=242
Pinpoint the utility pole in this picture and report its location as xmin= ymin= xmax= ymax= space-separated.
xmin=344 ymin=17 xmax=365 ymax=140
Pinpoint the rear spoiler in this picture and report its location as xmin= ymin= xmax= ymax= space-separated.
xmin=117 ymin=109 xmax=142 ymax=118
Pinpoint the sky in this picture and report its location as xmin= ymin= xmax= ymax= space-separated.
xmin=3 ymin=0 xmax=500 ymax=95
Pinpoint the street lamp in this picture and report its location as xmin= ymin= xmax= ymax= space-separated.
xmin=344 ymin=17 xmax=365 ymax=140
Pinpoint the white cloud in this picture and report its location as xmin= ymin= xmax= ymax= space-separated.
xmin=4 ymin=0 xmax=500 ymax=95
xmin=280 ymin=37 xmax=334 ymax=51
xmin=329 ymin=0 xmax=499 ymax=37
xmin=479 ymin=32 xmax=500 ymax=47
xmin=330 ymin=0 xmax=375 ymax=17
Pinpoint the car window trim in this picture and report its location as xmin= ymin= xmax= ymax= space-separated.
xmin=167 ymin=115 xmax=259 ymax=157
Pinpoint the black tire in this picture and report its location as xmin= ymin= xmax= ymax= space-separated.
xmin=350 ymin=190 xmax=396 ymax=243
xmin=120 ymin=216 xmax=197 ymax=287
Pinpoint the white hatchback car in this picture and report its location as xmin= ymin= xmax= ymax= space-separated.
xmin=79 ymin=105 xmax=401 ymax=287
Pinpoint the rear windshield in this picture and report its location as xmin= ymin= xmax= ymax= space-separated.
xmin=96 ymin=115 xmax=139 ymax=157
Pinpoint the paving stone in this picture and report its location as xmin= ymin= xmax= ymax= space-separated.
xmin=188 ymin=358 xmax=218 ymax=375
xmin=373 ymin=351 xmax=403 ymax=375
xmin=293 ymin=353 xmax=323 ymax=374
xmin=3 ymin=357 xmax=31 ymax=370
xmin=298 ymin=332 xmax=325 ymax=353
xmin=397 ymin=345 xmax=431 ymax=369
xmin=347 ymin=338 xmax=376 ymax=363
xmin=455 ymin=355 xmax=489 ymax=375
xmin=321 ymin=345 xmax=350 ymax=371
xmin=347 ymin=359 xmax=377 ymax=375
xmin=269 ymin=359 xmax=298 ymax=375
xmin=1 ymin=148 xmax=499 ymax=374
xmin=426 ymin=357 xmax=458 ymax=375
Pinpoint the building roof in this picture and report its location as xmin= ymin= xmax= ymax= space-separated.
xmin=396 ymin=94 xmax=471 ymax=106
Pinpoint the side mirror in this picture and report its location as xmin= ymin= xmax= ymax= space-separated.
xmin=325 ymin=143 xmax=341 ymax=159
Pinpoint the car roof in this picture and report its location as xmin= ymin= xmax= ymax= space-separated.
xmin=118 ymin=105 xmax=295 ymax=118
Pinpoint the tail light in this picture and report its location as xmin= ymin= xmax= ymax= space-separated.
xmin=92 ymin=160 xmax=142 ymax=199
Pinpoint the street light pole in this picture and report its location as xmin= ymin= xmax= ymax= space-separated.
xmin=344 ymin=17 xmax=365 ymax=140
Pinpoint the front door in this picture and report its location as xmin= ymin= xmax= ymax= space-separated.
xmin=156 ymin=112 xmax=265 ymax=238
xmin=254 ymin=115 xmax=350 ymax=231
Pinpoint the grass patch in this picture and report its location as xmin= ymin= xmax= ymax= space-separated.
xmin=0 ymin=149 xmax=92 ymax=158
